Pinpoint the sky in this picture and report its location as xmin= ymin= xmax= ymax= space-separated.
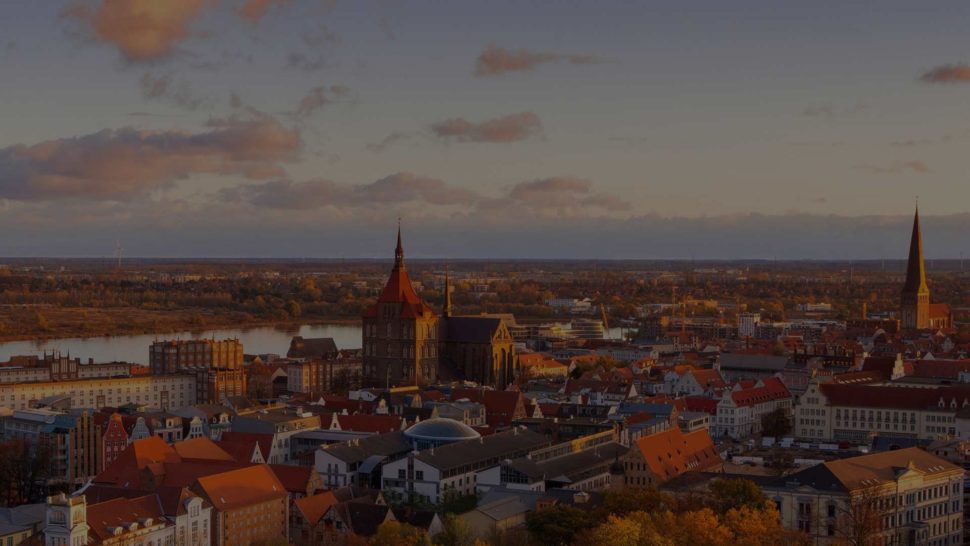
xmin=1 ymin=0 xmax=970 ymax=259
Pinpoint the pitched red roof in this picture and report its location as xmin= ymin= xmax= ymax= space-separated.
xmin=173 ymin=437 xmax=235 ymax=462
xmin=335 ymin=414 xmax=403 ymax=434
xmin=362 ymin=230 xmax=435 ymax=319
xmin=218 ymin=432 xmax=272 ymax=463
xmin=818 ymin=383 xmax=970 ymax=410
xmin=268 ymin=464 xmax=316 ymax=495
xmin=634 ymin=428 xmax=721 ymax=483
xmin=194 ymin=465 xmax=288 ymax=511
xmin=729 ymin=377 xmax=791 ymax=407
xmin=294 ymin=491 xmax=338 ymax=525
xmin=86 ymin=495 xmax=166 ymax=542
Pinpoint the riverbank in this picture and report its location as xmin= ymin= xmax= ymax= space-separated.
xmin=0 ymin=305 xmax=360 ymax=343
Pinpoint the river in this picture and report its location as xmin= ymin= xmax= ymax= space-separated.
xmin=0 ymin=323 xmax=364 ymax=364
xmin=0 ymin=321 xmax=628 ymax=364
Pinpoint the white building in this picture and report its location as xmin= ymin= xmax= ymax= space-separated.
xmin=0 ymin=375 xmax=197 ymax=411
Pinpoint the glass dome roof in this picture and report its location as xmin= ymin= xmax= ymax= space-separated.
xmin=404 ymin=418 xmax=481 ymax=441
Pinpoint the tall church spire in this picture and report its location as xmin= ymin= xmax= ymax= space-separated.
xmin=903 ymin=207 xmax=928 ymax=295
xmin=395 ymin=219 xmax=404 ymax=267
xmin=444 ymin=269 xmax=452 ymax=318
xmin=901 ymin=206 xmax=930 ymax=329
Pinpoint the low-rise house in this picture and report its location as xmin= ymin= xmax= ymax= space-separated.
xmin=0 ymin=503 xmax=46 ymax=546
xmin=621 ymin=427 xmax=722 ymax=488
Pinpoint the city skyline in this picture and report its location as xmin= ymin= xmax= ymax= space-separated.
xmin=2 ymin=1 xmax=970 ymax=258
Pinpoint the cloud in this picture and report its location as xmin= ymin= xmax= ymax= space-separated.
xmin=474 ymin=44 xmax=600 ymax=77
xmin=140 ymin=73 xmax=214 ymax=110
xmin=366 ymin=131 xmax=414 ymax=153
xmin=64 ymin=0 xmax=213 ymax=62
xmin=238 ymin=0 xmax=291 ymax=22
xmin=0 ymin=113 xmax=300 ymax=201
xmin=303 ymin=24 xmax=340 ymax=47
xmin=295 ymin=85 xmax=352 ymax=118
xmin=286 ymin=52 xmax=330 ymax=71
xmin=357 ymin=173 xmax=479 ymax=206
xmin=430 ymin=112 xmax=542 ymax=143
xmin=503 ymin=176 xmax=631 ymax=211
xmin=232 ymin=172 xmax=479 ymax=210
xmin=919 ymin=63 xmax=970 ymax=83
xmin=853 ymin=160 xmax=932 ymax=175
xmin=801 ymin=102 xmax=867 ymax=118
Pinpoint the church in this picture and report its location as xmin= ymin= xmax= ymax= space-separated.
xmin=900 ymin=208 xmax=952 ymax=330
xmin=361 ymin=228 xmax=518 ymax=389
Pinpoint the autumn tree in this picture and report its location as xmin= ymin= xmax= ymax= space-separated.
xmin=434 ymin=514 xmax=474 ymax=546
xmin=709 ymin=478 xmax=768 ymax=513
xmin=370 ymin=520 xmax=432 ymax=546
xmin=833 ymin=485 xmax=890 ymax=546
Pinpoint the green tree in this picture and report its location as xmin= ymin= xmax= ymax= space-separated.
xmin=525 ymin=505 xmax=595 ymax=546
xmin=761 ymin=408 xmax=792 ymax=440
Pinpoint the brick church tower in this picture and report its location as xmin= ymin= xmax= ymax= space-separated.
xmin=362 ymin=227 xmax=439 ymax=387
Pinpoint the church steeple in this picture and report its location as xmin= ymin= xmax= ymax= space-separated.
xmin=901 ymin=206 xmax=930 ymax=329
xmin=902 ymin=207 xmax=928 ymax=295
xmin=395 ymin=220 xmax=404 ymax=267
xmin=444 ymin=269 xmax=452 ymax=318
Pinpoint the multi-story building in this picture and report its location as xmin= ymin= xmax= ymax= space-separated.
xmin=149 ymin=338 xmax=243 ymax=373
xmin=99 ymin=413 xmax=128 ymax=467
xmin=193 ymin=465 xmax=289 ymax=546
xmin=2 ymin=409 xmax=103 ymax=487
xmin=794 ymin=380 xmax=970 ymax=443
xmin=738 ymin=312 xmax=760 ymax=338
xmin=764 ymin=447 xmax=963 ymax=545
xmin=286 ymin=357 xmax=362 ymax=396
xmin=0 ymin=374 xmax=196 ymax=411
xmin=44 ymin=488 xmax=213 ymax=546
xmin=150 ymin=338 xmax=246 ymax=404
xmin=709 ymin=377 xmax=792 ymax=440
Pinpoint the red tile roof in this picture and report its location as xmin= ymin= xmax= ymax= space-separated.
xmin=173 ymin=437 xmax=235 ymax=462
xmin=194 ymin=465 xmax=288 ymax=511
xmin=335 ymin=414 xmax=403 ymax=434
xmin=729 ymin=377 xmax=791 ymax=408
xmin=293 ymin=491 xmax=338 ymax=525
xmin=633 ymin=428 xmax=721 ymax=483
xmin=86 ymin=495 xmax=166 ymax=542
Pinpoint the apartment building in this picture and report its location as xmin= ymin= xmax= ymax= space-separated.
xmin=763 ymin=447 xmax=963 ymax=546
xmin=795 ymin=381 xmax=970 ymax=443
xmin=0 ymin=374 xmax=196 ymax=411
xmin=709 ymin=377 xmax=792 ymax=440
xmin=381 ymin=427 xmax=550 ymax=504
xmin=193 ymin=465 xmax=289 ymax=546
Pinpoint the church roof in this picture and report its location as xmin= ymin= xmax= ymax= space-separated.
xmin=363 ymin=227 xmax=436 ymax=319
xmin=443 ymin=316 xmax=504 ymax=343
